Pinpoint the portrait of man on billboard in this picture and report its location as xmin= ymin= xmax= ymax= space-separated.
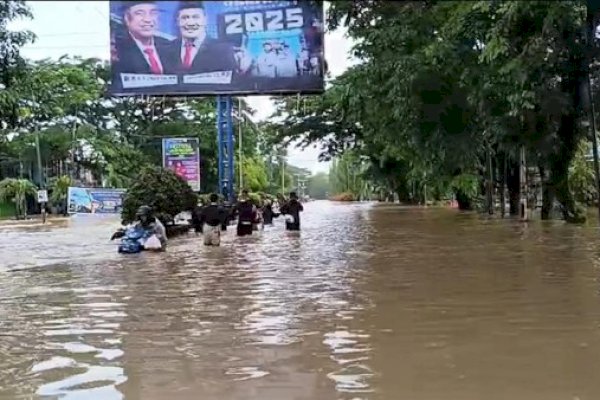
xmin=113 ymin=0 xmax=174 ymax=75
xmin=108 ymin=0 xmax=325 ymax=95
xmin=169 ymin=1 xmax=250 ymax=76
xmin=255 ymin=40 xmax=277 ymax=78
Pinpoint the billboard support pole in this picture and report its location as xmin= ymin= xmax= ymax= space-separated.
xmin=217 ymin=97 xmax=224 ymax=198
xmin=217 ymin=95 xmax=235 ymax=203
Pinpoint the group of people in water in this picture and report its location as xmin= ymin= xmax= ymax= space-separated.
xmin=191 ymin=190 xmax=304 ymax=246
xmin=114 ymin=190 xmax=304 ymax=250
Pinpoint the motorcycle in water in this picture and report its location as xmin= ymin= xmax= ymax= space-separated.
xmin=111 ymin=225 xmax=160 ymax=254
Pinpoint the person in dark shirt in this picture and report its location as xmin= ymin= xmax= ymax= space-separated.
xmin=191 ymin=199 xmax=206 ymax=234
xmin=200 ymin=193 xmax=226 ymax=246
xmin=168 ymin=1 xmax=237 ymax=76
xmin=236 ymin=190 xmax=255 ymax=237
xmin=280 ymin=192 xmax=303 ymax=231
xmin=221 ymin=201 xmax=235 ymax=231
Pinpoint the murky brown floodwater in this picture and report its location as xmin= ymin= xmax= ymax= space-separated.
xmin=2 ymin=202 xmax=600 ymax=400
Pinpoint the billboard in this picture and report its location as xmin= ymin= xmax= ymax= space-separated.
xmin=162 ymin=138 xmax=201 ymax=191
xmin=109 ymin=0 xmax=324 ymax=96
xmin=67 ymin=187 xmax=126 ymax=214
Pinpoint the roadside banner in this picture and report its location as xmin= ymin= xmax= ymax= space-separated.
xmin=162 ymin=137 xmax=201 ymax=191
xmin=67 ymin=187 xmax=126 ymax=214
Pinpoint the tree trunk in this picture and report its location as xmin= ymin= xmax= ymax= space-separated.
xmin=549 ymin=52 xmax=587 ymax=223
xmin=455 ymin=190 xmax=472 ymax=210
xmin=499 ymin=153 xmax=506 ymax=218
xmin=394 ymin=176 xmax=411 ymax=204
xmin=540 ymin=166 xmax=554 ymax=220
xmin=485 ymin=149 xmax=494 ymax=214
xmin=506 ymin=157 xmax=520 ymax=216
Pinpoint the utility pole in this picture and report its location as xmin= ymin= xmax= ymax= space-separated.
xmin=71 ymin=107 xmax=78 ymax=181
xmin=238 ymin=98 xmax=243 ymax=191
xmin=586 ymin=0 xmax=600 ymax=222
xmin=35 ymin=130 xmax=46 ymax=224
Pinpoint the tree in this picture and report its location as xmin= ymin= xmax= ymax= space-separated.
xmin=268 ymin=1 xmax=594 ymax=220
xmin=237 ymin=156 xmax=269 ymax=193
xmin=569 ymin=141 xmax=596 ymax=206
xmin=307 ymin=172 xmax=329 ymax=199
xmin=329 ymin=151 xmax=370 ymax=200
xmin=0 ymin=177 xmax=37 ymax=219
xmin=0 ymin=0 xmax=35 ymax=129
xmin=0 ymin=52 xmax=277 ymax=202
xmin=49 ymin=175 xmax=72 ymax=215
xmin=121 ymin=167 xmax=198 ymax=225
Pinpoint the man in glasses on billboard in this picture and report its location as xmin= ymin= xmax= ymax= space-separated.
xmin=169 ymin=1 xmax=241 ymax=76
xmin=113 ymin=1 xmax=173 ymax=75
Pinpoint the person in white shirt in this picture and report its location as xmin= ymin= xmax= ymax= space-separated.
xmin=275 ymin=42 xmax=299 ymax=78
xmin=254 ymin=41 xmax=278 ymax=78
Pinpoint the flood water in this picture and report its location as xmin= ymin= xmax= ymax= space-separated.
xmin=2 ymin=202 xmax=600 ymax=399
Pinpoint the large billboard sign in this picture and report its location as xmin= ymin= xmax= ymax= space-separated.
xmin=67 ymin=187 xmax=126 ymax=214
xmin=162 ymin=138 xmax=201 ymax=191
xmin=109 ymin=0 xmax=324 ymax=96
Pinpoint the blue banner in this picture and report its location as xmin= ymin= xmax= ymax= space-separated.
xmin=67 ymin=187 xmax=126 ymax=214
xmin=109 ymin=0 xmax=324 ymax=96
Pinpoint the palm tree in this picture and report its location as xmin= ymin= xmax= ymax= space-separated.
xmin=49 ymin=175 xmax=72 ymax=216
xmin=0 ymin=178 xmax=38 ymax=219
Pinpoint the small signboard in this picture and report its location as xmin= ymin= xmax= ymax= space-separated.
xmin=162 ymin=138 xmax=201 ymax=192
xmin=37 ymin=190 xmax=48 ymax=203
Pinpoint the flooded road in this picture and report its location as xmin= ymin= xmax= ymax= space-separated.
xmin=2 ymin=202 xmax=600 ymax=399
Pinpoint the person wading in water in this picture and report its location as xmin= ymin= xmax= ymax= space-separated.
xmin=199 ymin=193 xmax=227 ymax=246
xmin=191 ymin=197 xmax=206 ymax=234
xmin=280 ymin=191 xmax=303 ymax=231
xmin=236 ymin=190 xmax=255 ymax=236
xmin=261 ymin=198 xmax=280 ymax=225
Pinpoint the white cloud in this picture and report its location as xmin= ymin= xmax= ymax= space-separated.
xmin=12 ymin=1 xmax=356 ymax=173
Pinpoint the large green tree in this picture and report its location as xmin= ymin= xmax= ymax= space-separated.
xmin=271 ymin=1 xmax=595 ymax=220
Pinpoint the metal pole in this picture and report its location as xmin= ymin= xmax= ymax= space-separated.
xmin=217 ymin=96 xmax=224 ymax=197
xmin=35 ymin=130 xmax=46 ymax=223
xmin=586 ymin=1 xmax=600 ymax=222
xmin=71 ymin=106 xmax=78 ymax=181
xmin=238 ymin=98 xmax=243 ymax=191
xmin=226 ymin=96 xmax=234 ymax=203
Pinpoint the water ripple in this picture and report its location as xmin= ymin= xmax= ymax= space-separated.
xmin=3 ymin=203 xmax=600 ymax=399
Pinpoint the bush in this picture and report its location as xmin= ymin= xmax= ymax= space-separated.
xmin=121 ymin=167 xmax=198 ymax=225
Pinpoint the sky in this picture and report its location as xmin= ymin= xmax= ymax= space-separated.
xmin=11 ymin=1 xmax=356 ymax=174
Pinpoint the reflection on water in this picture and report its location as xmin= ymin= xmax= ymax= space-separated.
xmin=2 ymin=203 xmax=600 ymax=399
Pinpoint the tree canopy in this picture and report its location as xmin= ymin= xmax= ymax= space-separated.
xmin=270 ymin=0 xmax=599 ymax=221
